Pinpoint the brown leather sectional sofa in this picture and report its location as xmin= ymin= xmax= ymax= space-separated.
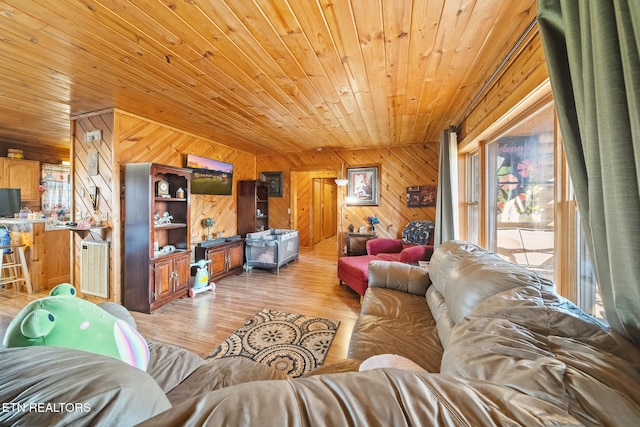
xmin=2 ymin=240 xmax=639 ymax=426
xmin=147 ymin=240 xmax=639 ymax=426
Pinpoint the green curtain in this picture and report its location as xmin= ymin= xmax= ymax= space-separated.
xmin=537 ymin=0 xmax=640 ymax=346
xmin=435 ymin=128 xmax=459 ymax=247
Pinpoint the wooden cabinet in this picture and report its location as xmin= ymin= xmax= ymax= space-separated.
xmin=346 ymin=232 xmax=377 ymax=256
xmin=152 ymin=252 xmax=190 ymax=304
xmin=194 ymin=239 xmax=244 ymax=283
xmin=1 ymin=158 xmax=40 ymax=201
xmin=237 ymin=180 xmax=269 ymax=237
xmin=124 ymin=163 xmax=191 ymax=313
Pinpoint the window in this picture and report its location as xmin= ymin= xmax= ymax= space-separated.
xmin=41 ymin=163 xmax=71 ymax=218
xmin=460 ymin=92 xmax=604 ymax=321
xmin=466 ymin=152 xmax=480 ymax=245
xmin=486 ymin=106 xmax=556 ymax=280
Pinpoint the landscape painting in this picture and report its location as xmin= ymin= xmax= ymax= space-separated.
xmin=186 ymin=154 xmax=234 ymax=195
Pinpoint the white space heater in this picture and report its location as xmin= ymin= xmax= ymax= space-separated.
xmin=80 ymin=241 xmax=109 ymax=298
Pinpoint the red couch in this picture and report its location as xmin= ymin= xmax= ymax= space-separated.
xmin=365 ymin=238 xmax=434 ymax=263
xmin=338 ymin=221 xmax=434 ymax=297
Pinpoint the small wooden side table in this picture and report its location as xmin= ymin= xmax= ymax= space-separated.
xmin=346 ymin=232 xmax=377 ymax=256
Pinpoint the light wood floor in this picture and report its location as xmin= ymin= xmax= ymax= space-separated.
xmin=0 ymin=237 xmax=361 ymax=364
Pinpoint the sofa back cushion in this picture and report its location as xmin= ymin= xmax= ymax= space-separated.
xmin=441 ymin=286 xmax=640 ymax=425
xmin=425 ymin=286 xmax=456 ymax=346
xmin=429 ymin=240 xmax=488 ymax=296
xmin=368 ymin=260 xmax=430 ymax=296
xmin=445 ymin=251 xmax=555 ymax=323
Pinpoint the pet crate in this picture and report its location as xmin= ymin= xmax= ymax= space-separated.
xmin=244 ymin=229 xmax=300 ymax=274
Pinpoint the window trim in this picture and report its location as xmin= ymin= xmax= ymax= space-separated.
xmin=458 ymin=81 xmax=587 ymax=301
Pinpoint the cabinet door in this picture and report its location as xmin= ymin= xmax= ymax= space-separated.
xmin=173 ymin=254 xmax=191 ymax=292
xmin=152 ymin=259 xmax=174 ymax=302
xmin=228 ymin=242 xmax=244 ymax=270
xmin=3 ymin=158 xmax=40 ymax=201
xmin=207 ymin=246 xmax=228 ymax=277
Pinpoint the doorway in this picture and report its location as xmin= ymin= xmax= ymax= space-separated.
xmin=313 ymin=178 xmax=337 ymax=244
xmin=290 ymin=170 xmax=339 ymax=248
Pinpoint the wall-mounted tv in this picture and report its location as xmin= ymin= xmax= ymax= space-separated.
xmin=186 ymin=154 xmax=234 ymax=195
xmin=0 ymin=188 xmax=21 ymax=218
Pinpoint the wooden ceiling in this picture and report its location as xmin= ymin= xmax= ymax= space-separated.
xmin=0 ymin=0 xmax=537 ymax=156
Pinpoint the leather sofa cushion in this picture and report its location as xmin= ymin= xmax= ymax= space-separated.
xmin=347 ymin=287 xmax=442 ymax=372
xmin=147 ymin=341 xmax=205 ymax=393
xmin=368 ymin=260 xmax=430 ymax=296
xmin=167 ymin=358 xmax=290 ymax=405
xmin=442 ymin=285 xmax=640 ymax=425
xmin=0 ymin=346 xmax=171 ymax=426
xmin=426 ymin=286 xmax=456 ymax=347
xmin=445 ymin=251 xmax=555 ymax=323
xmin=429 ymin=240 xmax=488 ymax=296
xmin=139 ymin=369 xmax=583 ymax=426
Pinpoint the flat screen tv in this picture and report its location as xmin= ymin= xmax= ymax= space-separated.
xmin=0 ymin=188 xmax=21 ymax=218
xmin=186 ymin=154 xmax=234 ymax=195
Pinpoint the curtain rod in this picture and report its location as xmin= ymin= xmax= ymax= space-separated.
xmin=457 ymin=17 xmax=539 ymax=126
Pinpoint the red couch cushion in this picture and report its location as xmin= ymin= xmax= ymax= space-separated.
xmin=376 ymin=253 xmax=401 ymax=261
xmin=337 ymin=255 xmax=378 ymax=296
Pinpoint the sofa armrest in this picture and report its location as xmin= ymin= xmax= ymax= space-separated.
xmin=367 ymin=260 xmax=431 ymax=296
xmin=366 ymin=238 xmax=403 ymax=255
xmin=398 ymin=245 xmax=434 ymax=263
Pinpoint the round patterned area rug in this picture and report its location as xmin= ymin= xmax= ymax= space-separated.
xmin=205 ymin=308 xmax=341 ymax=377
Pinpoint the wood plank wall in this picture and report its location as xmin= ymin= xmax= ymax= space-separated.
xmin=114 ymin=111 xmax=256 ymax=241
xmin=72 ymin=109 xmax=256 ymax=304
xmin=257 ymin=143 xmax=439 ymax=248
xmin=457 ymin=29 xmax=548 ymax=145
xmin=71 ymin=111 xmax=116 ymax=303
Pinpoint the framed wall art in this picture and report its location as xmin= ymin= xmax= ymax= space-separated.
xmin=347 ymin=166 xmax=379 ymax=206
xmin=260 ymin=171 xmax=284 ymax=197
xmin=406 ymin=185 xmax=437 ymax=207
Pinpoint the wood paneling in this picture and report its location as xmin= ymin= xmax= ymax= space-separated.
xmin=71 ymin=111 xmax=116 ymax=303
xmin=114 ymin=111 xmax=256 ymax=242
xmin=258 ymin=144 xmax=438 ymax=248
xmin=457 ymin=29 xmax=549 ymax=145
xmin=72 ymin=109 xmax=257 ymax=304
xmin=0 ymin=0 xmax=538 ymax=157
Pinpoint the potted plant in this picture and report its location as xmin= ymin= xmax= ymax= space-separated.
xmin=202 ymin=217 xmax=215 ymax=240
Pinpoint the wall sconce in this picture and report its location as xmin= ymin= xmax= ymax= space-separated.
xmin=335 ymin=164 xmax=348 ymax=187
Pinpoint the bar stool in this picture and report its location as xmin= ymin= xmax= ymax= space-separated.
xmin=0 ymin=244 xmax=33 ymax=294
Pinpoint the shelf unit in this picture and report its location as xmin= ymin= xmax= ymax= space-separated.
xmin=124 ymin=163 xmax=191 ymax=313
xmin=237 ymin=180 xmax=269 ymax=237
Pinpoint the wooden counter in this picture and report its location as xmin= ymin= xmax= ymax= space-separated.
xmin=2 ymin=219 xmax=70 ymax=292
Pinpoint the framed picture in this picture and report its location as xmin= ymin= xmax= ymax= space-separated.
xmin=347 ymin=166 xmax=379 ymax=206
xmin=406 ymin=185 xmax=437 ymax=207
xmin=260 ymin=171 xmax=284 ymax=197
